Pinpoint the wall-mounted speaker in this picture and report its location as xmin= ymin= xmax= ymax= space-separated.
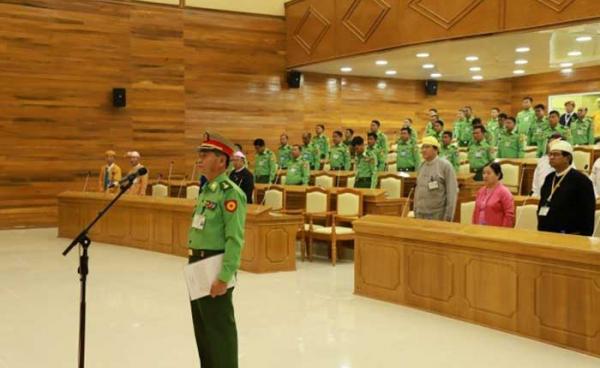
xmin=113 ymin=88 xmax=126 ymax=108
xmin=287 ymin=70 xmax=302 ymax=89
xmin=424 ymin=80 xmax=438 ymax=96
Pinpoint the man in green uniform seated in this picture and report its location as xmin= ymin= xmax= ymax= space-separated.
xmin=528 ymin=104 xmax=549 ymax=147
xmin=253 ymin=138 xmax=276 ymax=184
xmin=312 ymin=124 xmax=329 ymax=169
xmin=352 ymin=136 xmax=378 ymax=189
xmin=329 ymin=130 xmax=351 ymax=171
xmin=286 ymin=145 xmax=310 ymax=185
xmin=497 ymin=116 xmax=525 ymax=159
xmin=301 ymin=132 xmax=320 ymax=170
xmin=277 ymin=133 xmax=292 ymax=170
xmin=439 ymin=131 xmax=460 ymax=172
xmin=188 ymin=131 xmax=247 ymax=368
xmin=571 ymin=107 xmax=595 ymax=146
xmin=367 ymin=132 xmax=387 ymax=172
xmin=396 ymin=127 xmax=420 ymax=172
xmin=468 ymin=125 xmax=495 ymax=181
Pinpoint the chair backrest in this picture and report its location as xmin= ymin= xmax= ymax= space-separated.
xmin=387 ymin=152 xmax=397 ymax=165
xmin=594 ymin=210 xmax=600 ymax=238
xmin=525 ymin=150 xmax=537 ymax=158
xmin=390 ymin=143 xmax=398 ymax=152
xmin=280 ymin=175 xmax=287 ymax=185
xmin=305 ymin=187 xmax=330 ymax=214
xmin=459 ymin=163 xmax=470 ymax=175
xmin=515 ymin=205 xmax=538 ymax=230
xmin=323 ymin=163 xmax=331 ymax=171
xmin=264 ymin=185 xmax=285 ymax=211
xmin=152 ymin=184 xmax=168 ymax=198
xmin=186 ymin=185 xmax=200 ymax=200
xmin=500 ymin=163 xmax=521 ymax=194
xmin=459 ymin=151 xmax=468 ymax=163
xmin=315 ymin=174 xmax=335 ymax=188
xmin=460 ymin=201 xmax=475 ymax=224
xmin=346 ymin=176 xmax=356 ymax=188
xmin=379 ymin=174 xmax=403 ymax=199
xmin=336 ymin=188 xmax=363 ymax=216
xmin=573 ymin=150 xmax=592 ymax=172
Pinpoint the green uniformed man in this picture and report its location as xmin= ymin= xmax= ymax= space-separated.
xmin=439 ymin=131 xmax=460 ymax=172
xmin=277 ymin=133 xmax=292 ymax=170
xmin=188 ymin=131 xmax=247 ymax=368
xmin=428 ymin=119 xmax=444 ymax=142
xmin=312 ymin=124 xmax=329 ymax=169
xmin=286 ymin=145 xmax=310 ymax=185
xmin=370 ymin=120 xmax=389 ymax=155
xmin=516 ymin=96 xmax=535 ymax=136
xmin=367 ymin=132 xmax=386 ymax=172
xmin=253 ymin=138 xmax=276 ymax=184
xmin=528 ymin=104 xmax=549 ymax=147
xmin=486 ymin=107 xmax=501 ymax=146
xmin=497 ymin=116 xmax=525 ymax=159
xmin=402 ymin=118 xmax=419 ymax=144
xmin=329 ymin=130 xmax=351 ymax=171
xmin=571 ymin=107 xmax=594 ymax=146
xmin=344 ymin=128 xmax=356 ymax=160
xmin=352 ymin=136 xmax=378 ymax=188
xmin=301 ymin=132 xmax=320 ymax=170
xmin=424 ymin=111 xmax=439 ymax=138
xmin=396 ymin=127 xmax=420 ymax=172
xmin=453 ymin=108 xmax=472 ymax=147
xmin=463 ymin=105 xmax=475 ymax=124
xmin=536 ymin=110 xmax=572 ymax=157
xmin=468 ymin=125 xmax=495 ymax=181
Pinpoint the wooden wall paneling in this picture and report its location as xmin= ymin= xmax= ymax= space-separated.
xmin=504 ymin=0 xmax=600 ymax=31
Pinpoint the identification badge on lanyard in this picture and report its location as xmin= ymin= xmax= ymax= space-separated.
xmin=475 ymin=151 xmax=482 ymax=158
xmin=192 ymin=214 xmax=206 ymax=230
xmin=428 ymin=180 xmax=439 ymax=190
xmin=539 ymin=206 xmax=550 ymax=217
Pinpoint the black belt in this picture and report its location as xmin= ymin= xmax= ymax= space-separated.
xmin=188 ymin=249 xmax=224 ymax=259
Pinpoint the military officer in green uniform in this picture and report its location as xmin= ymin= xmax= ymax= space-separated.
xmin=486 ymin=107 xmax=501 ymax=146
xmin=188 ymin=131 xmax=247 ymax=368
xmin=571 ymin=107 xmax=594 ymax=146
xmin=367 ymin=132 xmax=387 ymax=172
xmin=344 ymin=128 xmax=356 ymax=159
xmin=536 ymin=110 xmax=572 ymax=157
xmin=352 ymin=136 xmax=378 ymax=188
xmin=277 ymin=133 xmax=292 ymax=169
xmin=301 ymin=132 xmax=320 ymax=170
xmin=395 ymin=127 xmax=420 ymax=172
xmin=468 ymin=125 xmax=495 ymax=181
xmin=453 ymin=109 xmax=472 ymax=147
xmin=286 ymin=145 xmax=310 ymax=185
xmin=428 ymin=119 xmax=444 ymax=142
xmin=312 ymin=124 xmax=329 ymax=169
xmin=370 ymin=120 xmax=389 ymax=155
xmin=329 ymin=130 xmax=351 ymax=171
xmin=516 ymin=96 xmax=535 ymax=136
xmin=424 ymin=111 xmax=438 ymax=138
xmin=528 ymin=104 xmax=549 ymax=147
xmin=402 ymin=118 xmax=419 ymax=144
xmin=497 ymin=116 xmax=525 ymax=159
xmin=253 ymin=138 xmax=277 ymax=184
xmin=440 ymin=131 xmax=460 ymax=172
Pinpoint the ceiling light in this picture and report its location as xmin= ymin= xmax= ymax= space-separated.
xmin=576 ymin=36 xmax=592 ymax=42
xmin=513 ymin=70 xmax=525 ymax=75
xmin=560 ymin=62 xmax=573 ymax=68
xmin=469 ymin=67 xmax=481 ymax=72
xmin=422 ymin=64 xmax=435 ymax=69
xmin=465 ymin=56 xmax=479 ymax=62
xmin=375 ymin=60 xmax=388 ymax=66
xmin=472 ymin=75 xmax=483 ymax=80
xmin=516 ymin=47 xmax=530 ymax=53
xmin=377 ymin=81 xmax=387 ymax=89
xmin=515 ymin=59 xmax=528 ymax=65
xmin=416 ymin=52 xmax=430 ymax=58
xmin=385 ymin=70 xmax=397 ymax=75
xmin=430 ymin=73 xmax=442 ymax=78
xmin=340 ymin=67 xmax=352 ymax=72
xmin=561 ymin=68 xmax=573 ymax=74
xmin=568 ymin=51 xmax=582 ymax=56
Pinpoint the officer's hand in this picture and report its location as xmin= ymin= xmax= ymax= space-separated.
xmin=210 ymin=280 xmax=228 ymax=298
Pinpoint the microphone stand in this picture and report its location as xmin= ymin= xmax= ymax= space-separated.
xmin=62 ymin=179 xmax=134 ymax=368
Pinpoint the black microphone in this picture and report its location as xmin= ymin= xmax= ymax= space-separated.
xmin=110 ymin=167 xmax=148 ymax=189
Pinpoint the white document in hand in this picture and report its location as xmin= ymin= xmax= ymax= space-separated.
xmin=183 ymin=254 xmax=236 ymax=301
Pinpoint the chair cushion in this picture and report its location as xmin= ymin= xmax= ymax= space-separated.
xmin=304 ymin=224 xmax=324 ymax=231
xmin=311 ymin=226 xmax=354 ymax=235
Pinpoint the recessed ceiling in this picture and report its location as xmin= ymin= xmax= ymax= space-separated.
xmin=297 ymin=22 xmax=600 ymax=82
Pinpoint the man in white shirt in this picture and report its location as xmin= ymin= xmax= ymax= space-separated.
xmin=590 ymin=158 xmax=600 ymax=198
xmin=531 ymin=136 xmax=561 ymax=197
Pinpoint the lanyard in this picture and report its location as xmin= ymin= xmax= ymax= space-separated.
xmin=548 ymin=171 xmax=569 ymax=202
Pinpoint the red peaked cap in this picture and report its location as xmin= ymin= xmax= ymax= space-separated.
xmin=197 ymin=131 xmax=235 ymax=157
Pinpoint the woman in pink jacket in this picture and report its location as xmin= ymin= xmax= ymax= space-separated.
xmin=472 ymin=162 xmax=515 ymax=227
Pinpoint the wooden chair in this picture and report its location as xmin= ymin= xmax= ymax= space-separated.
xmin=186 ymin=185 xmax=200 ymax=200
xmin=573 ymin=150 xmax=592 ymax=173
xmin=515 ymin=204 xmax=538 ymax=230
xmin=460 ymin=201 xmax=475 ymax=224
xmin=263 ymin=185 xmax=286 ymax=211
xmin=152 ymin=183 xmax=169 ymax=198
xmin=459 ymin=163 xmax=470 ymax=175
xmin=500 ymin=162 xmax=522 ymax=194
xmin=346 ymin=176 xmax=356 ymax=188
xmin=378 ymin=173 xmax=403 ymax=199
xmin=315 ymin=173 xmax=335 ymax=188
xmin=308 ymin=188 xmax=363 ymax=266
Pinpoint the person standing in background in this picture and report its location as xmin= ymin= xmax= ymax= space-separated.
xmin=402 ymin=118 xmax=419 ymax=144
xmin=329 ymin=130 xmax=351 ymax=171
xmin=229 ymin=151 xmax=254 ymax=204
xmin=312 ymin=124 xmax=329 ymax=169
xmin=277 ymin=133 xmax=292 ymax=170
xmin=497 ymin=117 xmax=525 ymax=159
xmin=516 ymin=96 xmax=535 ymax=135
xmin=367 ymin=132 xmax=386 ymax=172
xmin=468 ymin=125 xmax=495 ymax=181
xmin=472 ymin=162 xmax=515 ymax=228
xmin=570 ymin=107 xmax=594 ymax=146
xmin=560 ymin=100 xmax=577 ymax=127
xmin=301 ymin=133 xmax=320 ymax=170
xmin=424 ymin=111 xmax=438 ymax=138
xmin=453 ymin=109 xmax=471 ymax=147
xmin=99 ymin=150 xmax=122 ymax=193
xmin=352 ymin=136 xmax=378 ymax=189
xmin=439 ymin=131 xmax=460 ymax=172
xmin=253 ymin=139 xmax=277 ymax=184
xmin=395 ymin=127 xmax=420 ymax=172
xmin=125 ymin=151 xmax=148 ymax=196
xmin=531 ymin=135 xmax=562 ymax=197
xmin=486 ymin=108 xmax=501 ymax=146
xmin=528 ymin=104 xmax=549 ymax=147
xmin=285 ymin=145 xmax=310 ymax=186
xmin=370 ymin=120 xmax=388 ymax=156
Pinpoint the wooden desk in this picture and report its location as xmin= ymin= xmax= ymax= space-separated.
xmin=57 ymin=191 xmax=303 ymax=273
xmin=354 ymin=216 xmax=600 ymax=357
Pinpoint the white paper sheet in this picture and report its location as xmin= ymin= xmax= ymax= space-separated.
xmin=183 ymin=254 xmax=236 ymax=301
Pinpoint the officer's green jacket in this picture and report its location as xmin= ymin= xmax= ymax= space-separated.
xmin=468 ymin=139 xmax=495 ymax=170
xmin=367 ymin=144 xmax=386 ymax=172
xmin=486 ymin=119 xmax=500 ymax=144
xmin=286 ymin=157 xmax=310 ymax=185
xmin=329 ymin=143 xmax=351 ymax=170
xmin=424 ymin=122 xmax=436 ymax=138
xmin=453 ymin=119 xmax=472 ymax=145
xmin=375 ymin=131 xmax=389 ymax=154
xmin=254 ymin=149 xmax=277 ymax=183
xmin=188 ymin=173 xmax=247 ymax=283
xmin=527 ymin=117 xmax=549 ymax=146
xmin=395 ymin=139 xmax=420 ymax=170
xmin=536 ymin=124 xmax=572 ymax=158
xmin=355 ymin=150 xmax=378 ymax=188
xmin=277 ymin=144 xmax=292 ymax=169
xmin=408 ymin=127 xmax=418 ymax=144
xmin=312 ymin=134 xmax=330 ymax=159
xmin=497 ymin=129 xmax=525 ymax=159
xmin=301 ymin=143 xmax=320 ymax=169
xmin=570 ymin=117 xmax=594 ymax=146
xmin=427 ymin=130 xmax=443 ymax=142
xmin=516 ymin=108 xmax=535 ymax=138
xmin=440 ymin=144 xmax=460 ymax=172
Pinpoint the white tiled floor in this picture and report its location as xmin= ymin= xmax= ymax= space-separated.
xmin=1 ymin=228 xmax=599 ymax=368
